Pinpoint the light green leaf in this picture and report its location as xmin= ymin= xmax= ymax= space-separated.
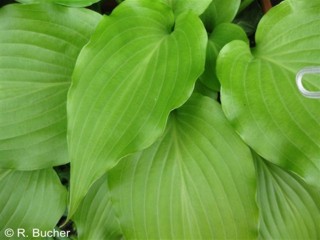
xmin=200 ymin=23 xmax=248 ymax=91
xmin=217 ymin=1 xmax=320 ymax=187
xmin=0 ymin=168 xmax=67 ymax=239
xmin=126 ymin=0 xmax=212 ymax=16
xmin=108 ymin=94 xmax=258 ymax=239
xmin=15 ymin=0 xmax=99 ymax=8
xmin=68 ymin=0 xmax=207 ymax=216
xmin=200 ymin=0 xmax=241 ymax=32
xmin=73 ymin=174 xmax=122 ymax=240
xmin=0 ymin=3 xmax=101 ymax=170
xmin=254 ymin=153 xmax=320 ymax=239
xmin=161 ymin=0 xmax=212 ymax=16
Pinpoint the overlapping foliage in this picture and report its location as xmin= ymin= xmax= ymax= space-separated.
xmin=0 ymin=0 xmax=319 ymax=239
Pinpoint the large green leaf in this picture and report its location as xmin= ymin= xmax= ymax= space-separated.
xmin=73 ymin=174 xmax=122 ymax=240
xmin=217 ymin=0 xmax=320 ymax=187
xmin=0 ymin=168 xmax=67 ymax=239
xmin=254 ymin=153 xmax=320 ymax=239
xmin=67 ymin=0 xmax=207 ymax=216
xmin=0 ymin=3 xmax=101 ymax=170
xmin=108 ymin=94 xmax=258 ymax=239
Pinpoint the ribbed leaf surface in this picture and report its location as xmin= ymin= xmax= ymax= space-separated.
xmin=68 ymin=0 xmax=207 ymax=216
xmin=0 ymin=168 xmax=67 ymax=239
xmin=108 ymin=94 xmax=258 ymax=239
xmin=254 ymin=154 xmax=320 ymax=239
xmin=217 ymin=0 xmax=320 ymax=187
xmin=0 ymin=3 xmax=101 ymax=170
xmin=73 ymin=174 xmax=122 ymax=240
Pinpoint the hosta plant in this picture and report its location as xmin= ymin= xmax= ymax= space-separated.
xmin=0 ymin=0 xmax=319 ymax=239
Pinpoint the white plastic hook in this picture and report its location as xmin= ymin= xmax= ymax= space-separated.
xmin=296 ymin=67 xmax=320 ymax=98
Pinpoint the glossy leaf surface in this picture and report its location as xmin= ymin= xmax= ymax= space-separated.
xmin=0 ymin=3 xmax=101 ymax=170
xmin=0 ymin=168 xmax=67 ymax=238
xmin=217 ymin=0 xmax=320 ymax=187
xmin=68 ymin=0 xmax=207 ymax=216
xmin=254 ymin=154 xmax=320 ymax=239
xmin=108 ymin=94 xmax=258 ymax=239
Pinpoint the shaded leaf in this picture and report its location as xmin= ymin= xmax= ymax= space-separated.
xmin=200 ymin=23 xmax=248 ymax=91
xmin=0 ymin=3 xmax=101 ymax=170
xmin=238 ymin=0 xmax=255 ymax=12
xmin=73 ymin=174 xmax=122 ymax=240
xmin=217 ymin=0 xmax=320 ymax=187
xmin=200 ymin=0 xmax=241 ymax=32
xmin=0 ymin=168 xmax=67 ymax=239
xmin=67 ymin=0 xmax=207 ymax=216
xmin=254 ymin=153 xmax=320 ymax=239
xmin=233 ymin=1 xmax=263 ymax=36
xmin=108 ymin=94 xmax=258 ymax=239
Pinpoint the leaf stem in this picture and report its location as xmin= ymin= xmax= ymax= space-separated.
xmin=261 ymin=0 xmax=272 ymax=13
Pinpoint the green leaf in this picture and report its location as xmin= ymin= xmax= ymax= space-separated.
xmin=161 ymin=0 xmax=212 ymax=16
xmin=126 ymin=0 xmax=212 ymax=16
xmin=0 ymin=3 xmax=101 ymax=170
xmin=67 ymin=0 xmax=207 ymax=216
xmin=217 ymin=1 xmax=320 ymax=187
xmin=200 ymin=0 xmax=241 ymax=32
xmin=15 ymin=0 xmax=99 ymax=8
xmin=254 ymin=153 xmax=320 ymax=239
xmin=108 ymin=94 xmax=258 ymax=239
xmin=238 ymin=0 xmax=255 ymax=12
xmin=73 ymin=174 xmax=122 ymax=240
xmin=0 ymin=168 xmax=67 ymax=239
xmin=200 ymin=23 xmax=248 ymax=91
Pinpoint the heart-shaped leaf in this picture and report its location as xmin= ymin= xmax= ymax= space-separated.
xmin=108 ymin=94 xmax=258 ymax=239
xmin=0 ymin=168 xmax=67 ymax=238
xmin=217 ymin=0 xmax=320 ymax=187
xmin=0 ymin=3 xmax=101 ymax=170
xmin=254 ymin=153 xmax=320 ymax=239
xmin=67 ymin=0 xmax=207 ymax=216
